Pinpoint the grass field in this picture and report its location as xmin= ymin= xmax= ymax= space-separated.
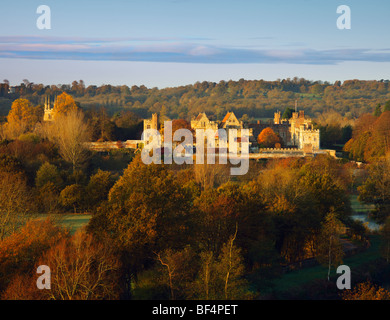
xmin=268 ymin=235 xmax=381 ymax=296
xmin=59 ymin=214 xmax=92 ymax=234
xmin=38 ymin=213 xmax=92 ymax=234
xmin=264 ymin=196 xmax=381 ymax=296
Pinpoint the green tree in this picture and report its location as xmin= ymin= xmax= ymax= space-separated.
xmin=282 ymin=107 xmax=294 ymax=119
xmin=86 ymin=169 xmax=114 ymax=210
xmin=358 ymin=159 xmax=390 ymax=222
xmin=35 ymin=162 xmax=63 ymax=189
xmin=374 ymin=103 xmax=382 ymax=117
xmin=384 ymin=100 xmax=390 ymax=112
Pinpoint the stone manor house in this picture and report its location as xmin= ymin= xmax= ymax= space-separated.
xmin=143 ymin=109 xmax=320 ymax=152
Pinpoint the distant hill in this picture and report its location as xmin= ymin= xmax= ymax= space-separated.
xmin=1 ymin=78 xmax=389 ymax=121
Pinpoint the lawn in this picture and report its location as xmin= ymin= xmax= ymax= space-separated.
xmin=58 ymin=214 xmax=92 ymax=234
xmin=268 ymin=235 xmax=381 ymax=296
xmin=38 ymin=213 xmax=92 ymax=234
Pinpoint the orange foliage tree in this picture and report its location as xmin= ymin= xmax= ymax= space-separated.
xmin=0 ymin=218 xmax=69 ymax=294
xmin=342 ymin=281 xmax=390 ymax=300
xmin=257 ymin=128 xmax=281 ymax=148
xmin=344 ymin=111 xmax=390 ymax=162
xmin=2 ymin=231 xmax=121 ymax=300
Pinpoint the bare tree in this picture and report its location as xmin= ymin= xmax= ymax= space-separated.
xmin=155 ymin=251 xmax=175 ymax=300
xmin=44 ymin=109 xmax=91 ymax=172
xmin=224 ymin=223 xmax=238 ymax=299
xmin=0 ymin=124 xmax=6 ymax=140
xmin=41 ymin=231 xmax=121 ymax=300
xmin=0 ymin=171 xmax=34 ymax=240
xmin=194 ymin=163 xmax=229 ymax=191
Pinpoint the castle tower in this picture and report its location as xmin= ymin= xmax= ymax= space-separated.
xmin=143 ymin=113 xmax=161 ymax=146
xmin=151 ymin=113 xmax=159 ymax=130
xmin=274 ymin=111 xmax=281 ymax=124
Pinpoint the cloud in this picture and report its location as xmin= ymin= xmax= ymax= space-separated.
xmin=1 ymin=36 xmax=390 ymax=65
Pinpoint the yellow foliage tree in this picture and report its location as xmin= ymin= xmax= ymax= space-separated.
xmin=53 ymin=92 xmax=78 ymax=119
xmin=5 ymin=99 xmax=41 ymax=138
xmin=342 ymin=281 xmax=390 ymax=300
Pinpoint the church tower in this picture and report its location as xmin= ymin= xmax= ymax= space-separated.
xmin=43 ymin=95 xmax=54 ymax=121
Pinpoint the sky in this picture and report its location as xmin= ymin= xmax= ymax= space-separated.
xmin=0 ymin=0 xmax=390 ymax=88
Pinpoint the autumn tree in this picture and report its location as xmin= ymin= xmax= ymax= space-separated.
xmin=85 ymin=169 xmax=114 ymax=211
xmin=0 ymin=218 xmax=68 ymax=294
xmin=342 ymin=281 xmax=390 ymax=300
xmin=5 ymin=98 xmax=41 ymax=138
xmin=44 ymin=109 xmax=91 ymax=171
xmin=88 ymin=155 xmax=192 ymax=295
xmin=171 ymin=119 xmax=193 ymax=139
xmin=35 ymin=162 xmax=63 ymax=189
xmin=87 ymin=107 xmax=115 ymax=141
xmin=344 ymin=111 xmax=390 ymax=162
xmin=315 ymin=211 xmax=345 ymax=281
xmin=59 ymin=184 xmax=85 ymax=213
xmin=2 ymin=231 xmax=121 ymax=300
xmin=190 ymin=230 xmax=252 ymax=300
xmin=190 ymin=251 xmax=214 ymax=299
xmin=52 ymin=92 xmax=78 ymax=119
xmin=192 ymin=187 xmax=240 ymax=254
xmin=0 ymin=170 xmax=34 ymax=240
xmin=358 ymin=158 xmax=390 ymax=222
xmin=193 ymin=163 xmax=229 ymax=191
xmin=38 ymin=182 xmax=61 ymax=213
xmin=154 ymin=247 xmax=197 ymax=300
xmin=257 ymin=127 xmax=281 ymax=148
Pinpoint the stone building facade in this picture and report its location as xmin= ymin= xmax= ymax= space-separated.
xmin=249 ymin=109 xmax=320 ymax=150
xmin=143 ymin=109 xmax=320 ymax=152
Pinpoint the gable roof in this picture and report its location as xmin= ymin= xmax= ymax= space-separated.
xmin=221 ymin=112 xmax=232 ymax=123
xmin=195 ymin=112 xmax=208 ymax=121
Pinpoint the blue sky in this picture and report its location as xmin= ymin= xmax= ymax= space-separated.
xmin=1 ymin=0 xmax=390 ymax=88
